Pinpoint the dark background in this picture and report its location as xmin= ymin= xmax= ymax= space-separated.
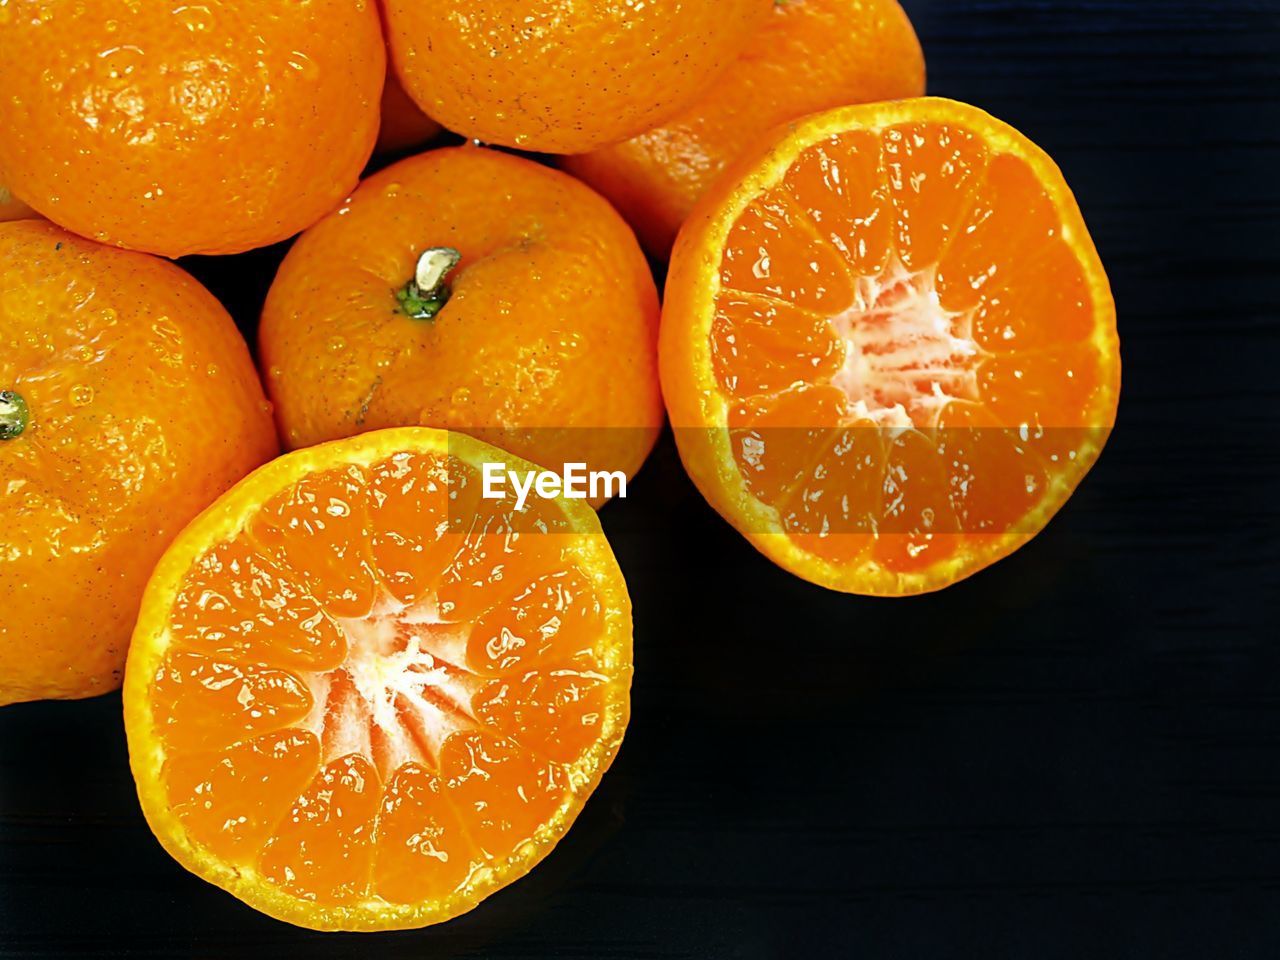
xmin=3 ymin=1 xmax=1279 ymax=956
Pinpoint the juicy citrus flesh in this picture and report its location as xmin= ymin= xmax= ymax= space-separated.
xmin=124 ymin=429 xmax=631 ymax=931
xmin=662 ymin=99 xmax=1120 ymax=595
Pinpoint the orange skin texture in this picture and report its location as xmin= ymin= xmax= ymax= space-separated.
xmin=260 ymin=146 xmax=663 ymax=491
xmin=0 ymin=221 xmax=279 ymax=706
xmin=0 ymin=0 xmax=384 ymax=258
xmin=383 ymin=0 xmax=772 ymax=154
xmin=564 ymin=0 xmax=926 ymax=257
xmin=376 ymin=63 xmax=442 ymax=156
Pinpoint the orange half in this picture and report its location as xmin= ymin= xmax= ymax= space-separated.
xmin=661 ymin=99 xmax=1121 ymax=595
xmin=123 ymin=428 xmax=631 ymax=930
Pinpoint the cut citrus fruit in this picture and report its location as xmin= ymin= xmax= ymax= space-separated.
xmin=661 ymin=99 xmax=1120 ymax=595
xmin=123 ymin=428 xmax=631 ymax=930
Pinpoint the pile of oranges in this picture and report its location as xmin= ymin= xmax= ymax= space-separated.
xmin=0 ymin=0 xmax=1119 ymax=933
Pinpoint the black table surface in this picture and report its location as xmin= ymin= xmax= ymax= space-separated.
xmin=3 ymin=1 xmax=1279 ymax=957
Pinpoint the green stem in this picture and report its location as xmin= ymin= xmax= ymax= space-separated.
xmin=396 ymin=247 xmax=462 ymax=321
xmin=0 ymin=390 xmax=29 ymax=440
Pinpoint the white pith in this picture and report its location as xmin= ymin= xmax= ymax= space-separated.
xmin=300 ymin=590 xmax=482 ymax=778
xmin=828 ymin=255 xmax=979 ymax=429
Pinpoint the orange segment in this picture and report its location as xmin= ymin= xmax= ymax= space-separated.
xmin=439 ymin=731 xmax=568 ymax=862
xmin=150 ymin=651 xmax=313 ymax=754
xmin=962 ymin=239 xmax=1097 ymax=353
xmin=712 ymin=294 xmax=843 ymax=399
xmin=474 ymin=667 xmax=610 ymax=766
xmin=662 ymin=99 xmax=1120 ymax=594
xmin=719 ymin=188 xmax=857 ymax=312
xmin=978 ymin=342 xmax=1109 ymax=428
xmin=169 ymin=538 xmax=346 ymax=672
xmin=935 ymin=402 xmax=1052 ymax=535
xmin=778 ymin=420 xmax=884 ymax=565
xmin=372 ymin=765 xmax=477 ymax=905
xmin=250 ymin=466 xmax=379 ymax=618
xmin=365 ymin=451 xmax=456 ymax=605
xmin=726 ymin=384 xmax=850 ymax=507
xmin=258 ymin=755 xmax=383 ymax=905
xmin=881 ymin=121 xmax=988 ymax=270
xmin=467 ymin=570 xmax=606 ymax=675
xmin=936 ymin=153 xmax=1060 ymax=313
xmin=433 ymin=493 xmax=569 ymax=626
xmin=165 ymin=730 xmax=321 ymax=866
xmin=871 ymin=429 xmax=962 ymax=574
xmin=124 ymin=428 xmax=631 ymax=931
xmin=781 ymin=130 xmax=894 ymax=277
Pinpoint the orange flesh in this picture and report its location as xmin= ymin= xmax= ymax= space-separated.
xmin=144 ymin=450 xmax=623 ymax=912
xmin=711 ymin=120 xmax=1116 ymax=572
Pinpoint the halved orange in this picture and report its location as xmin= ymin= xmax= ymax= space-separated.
xmin=123 ymin=428 xmax=631 ymax=930
xmin=662 ymin=99 xmax=1121 ymax=595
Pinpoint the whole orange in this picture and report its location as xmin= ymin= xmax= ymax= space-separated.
xmin=259 ymin=146 xmax=663 ymax=493
xmin=564 ymin=0 xmax=926 ymax=257
xmin=382 ymin=0 xmax=772 ymax=154
xmin=0 ymin=221 xmax=279 ymax=706
xmin=0 ymin=0 xmax=384 ymax=257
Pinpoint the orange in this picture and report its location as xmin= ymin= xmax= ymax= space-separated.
xmin=382 ymin=0 xmax=772 ymax=154
xmin=260 ymin=146 xmax=663 ymax=496
xmin=0 ymin=170 xmax=35 ymax=222
xmin=565 ymin=0 xmax=926 ymax=257
xmin=661 ymin=99 xmax=1121 ymax=595
xmin=0 ymin=0 xmax=384 ymax=258
xmin=0 ymin=221 xmax=278 ymax=706
xmin=376 ymin=63 xmax=442 ymax=156
xmin=123 ymin=427 xmax=632 ymax=930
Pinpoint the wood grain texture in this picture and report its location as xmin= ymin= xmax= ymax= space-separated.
xmin=2 ymin=1 xmax=1279 ymax=956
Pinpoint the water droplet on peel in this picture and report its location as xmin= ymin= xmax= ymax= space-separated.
xmin=206 ymin=363 xmax=219 ymax=377
xmin=286 ymin=51 xmax=320 ymax=81
xmin=327 ymin=336 xmax=347 ymax=353
xmin=69 ymin=384 xmax=95 ymax=407
xmin=450 ymin=387 xmax=471 ymax=407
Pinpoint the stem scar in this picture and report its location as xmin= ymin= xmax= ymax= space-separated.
xmin=396 ymin=247 xmax=462 ymax=321
xmin=0 ymin=390 xmax=30 ymax=441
